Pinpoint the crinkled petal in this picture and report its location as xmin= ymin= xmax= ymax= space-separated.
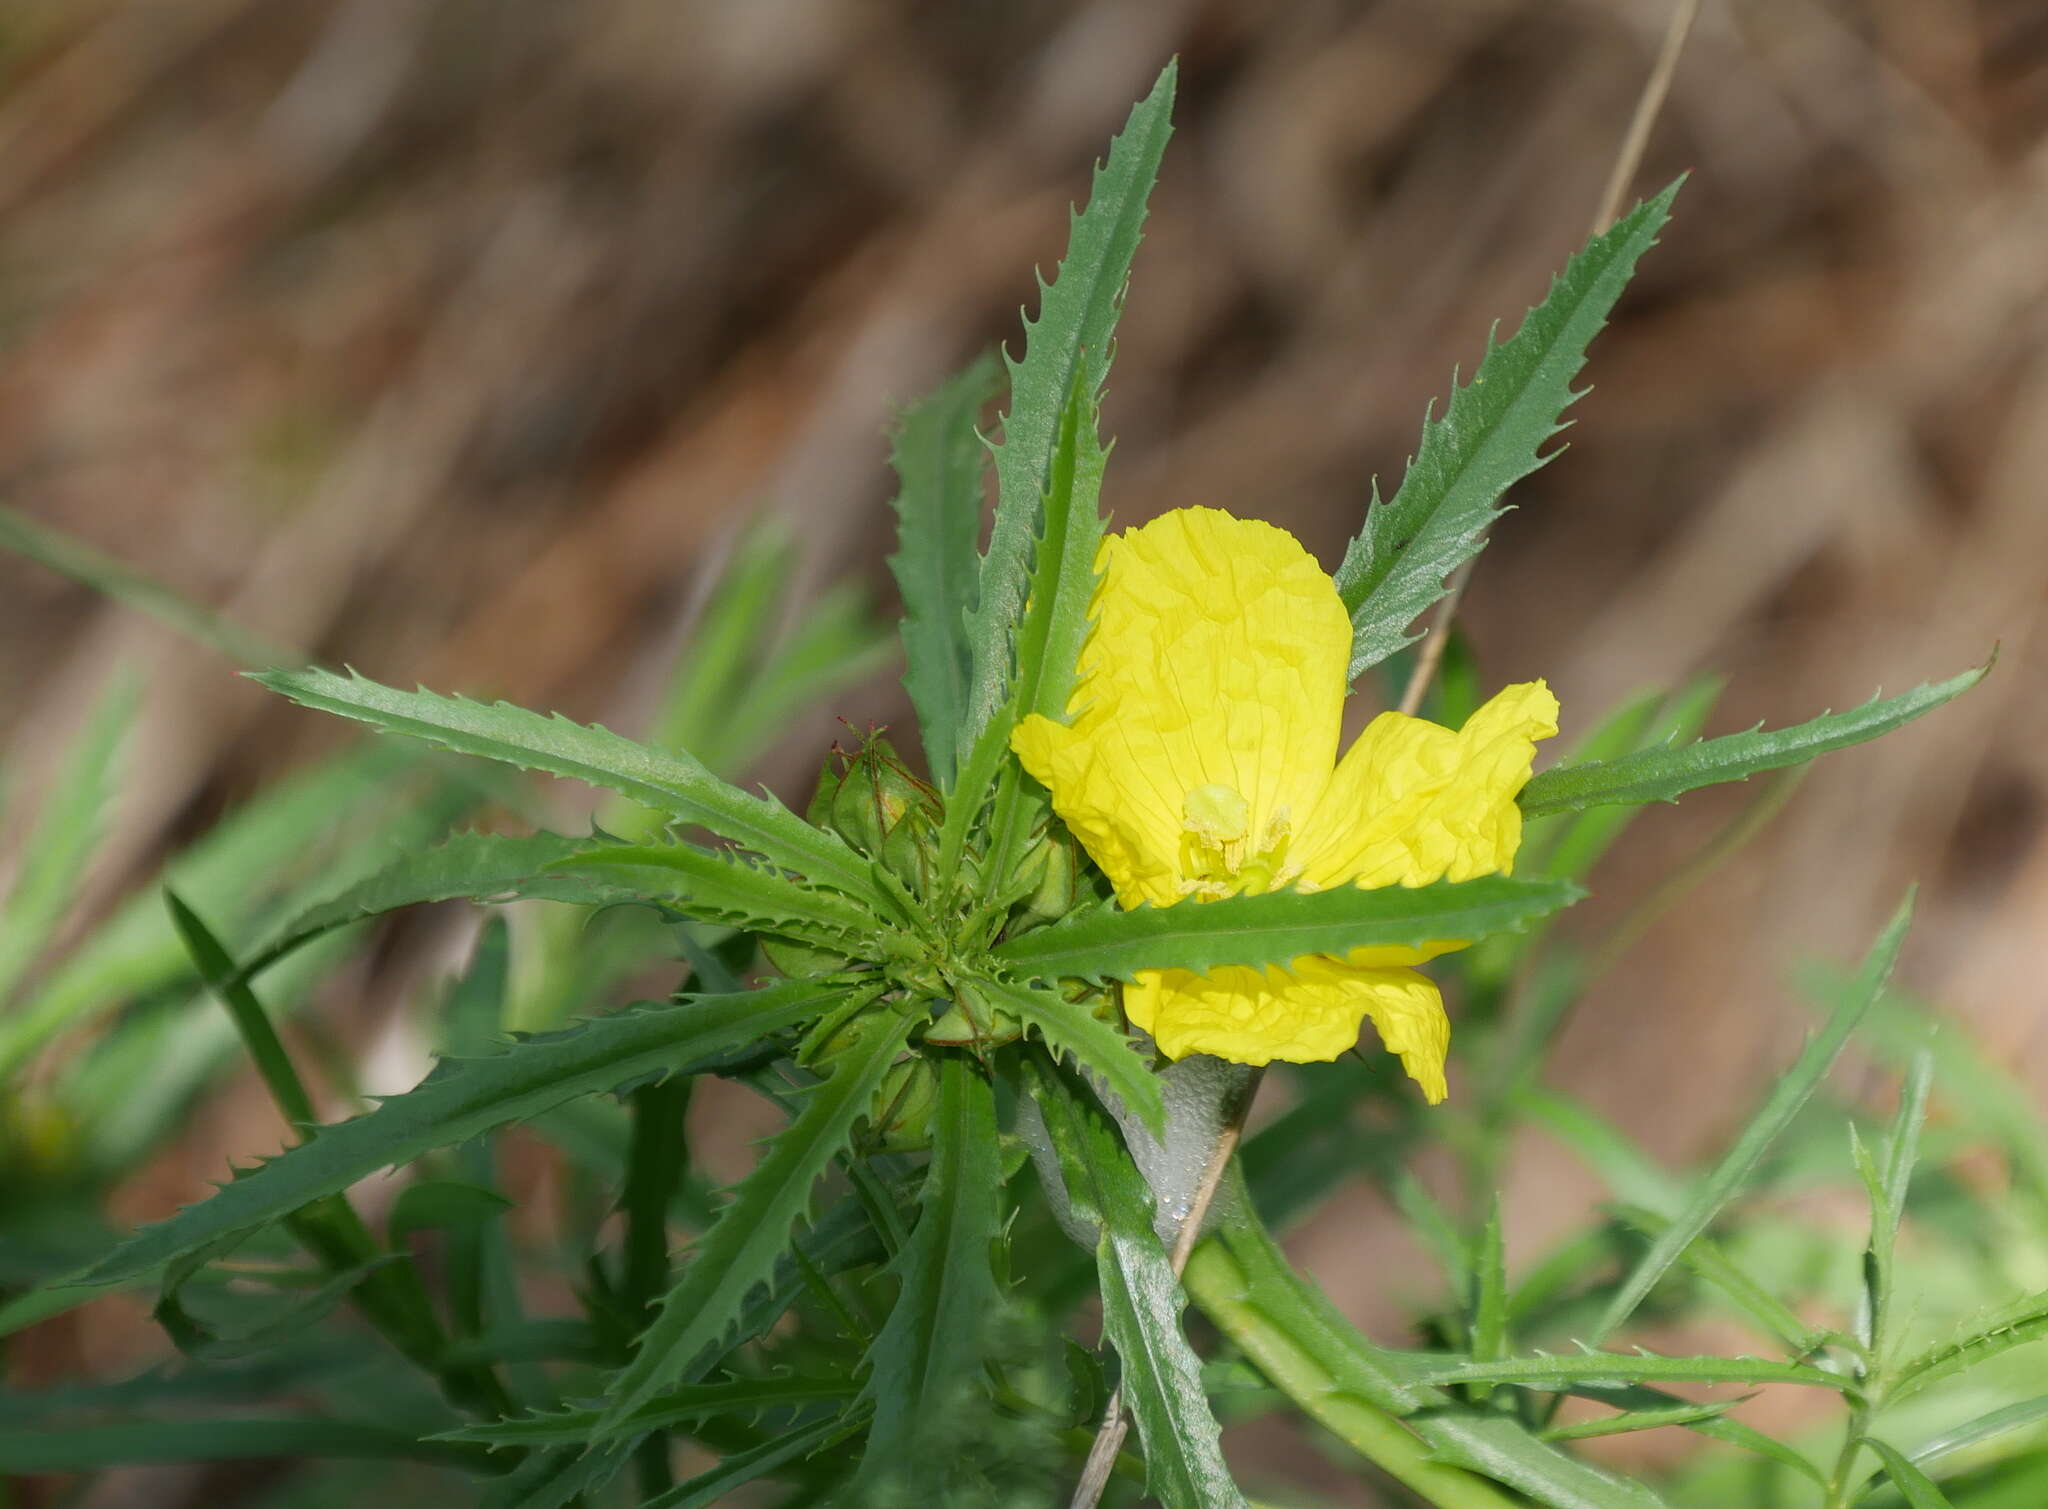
xmin=1296 ymin=680 xmax=1560 ymax=891
xmin=1126 ymin=957 xmax=1450 ymax=1100
xmin=1012 ymin=508 xmax=1352 ymax=907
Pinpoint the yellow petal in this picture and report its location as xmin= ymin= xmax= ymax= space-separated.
xmin=1012 ymin=508 xmax=1353 ymax=908
xmin=1126 ymin=957 xmax=1450 ymax=1100
xmin=1296 ymin=680 xmax=1560 ymax=891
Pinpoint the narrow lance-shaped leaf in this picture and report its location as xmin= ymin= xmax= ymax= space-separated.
xmin=1858 ymin=1436 xmax=1961 ymax=1509
xmin=1026 ymin=1057 xmax=1247 ymax=1509
xmin=961 ymin=61 xmax=1174 ymax=761
xmin=1519 ymin=665 xmax=1986 ymax=818
xmin=1336 ymin=181 xmax=1680 ymax=680
xmin=1886 ymin=1287 xmax=2048 ymax=1406
xmin=1586 ymin=893 xmax=1915 ymax=1346
xmin=596 ymin=1005 xmax=917 ymax=1433
xmin=251 ymin=666 xmax=883 ymax=908
xmin=851 ymin=1057 xmax=1005 ymax=1495
xmin=0 ymin=673 xmax=135 ymax=1009
xmin=887 ymin=354 xmax=1002 ymax=784
xmin=1415 ymin=1353 xmax=1853 ymax=1394
xmin=967 ymin=360 xmax=1112 ymax=895
xmin=967 ymin=972 xmax=1165 ymax=1137
xmin=235 ymin=831 xmax=639 ymax=985
xmin=82 ymin=978 xmax=863 ymax=1287
xmin=993 ymin=875 xmax=1579 ymax=985
xmin=548 ymin=841 xmax=883 ymax=944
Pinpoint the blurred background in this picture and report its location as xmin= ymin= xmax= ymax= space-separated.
xmin=2 ymin=0 xmax=2044 ymax=1499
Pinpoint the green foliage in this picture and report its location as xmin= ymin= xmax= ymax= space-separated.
xmin=851 ymin=1056 xmax=1008 ymax=1497
xmin=2 ymin=53 xmax=2014 ymax=1509
xmin=595 ymin=1000 xmax=914 ymax=1433
xmin=252 ymin=666 xmax=884 ymax=908
xmin=960 ymin=60 xmax=1173 ymax=764
xmin=889 ymin=353 xmax=1003 ymax=785
xmin=82 ymin=978 xmax=861 ymax=1287
xmin=993 ymin=875 xmax=1579 ymax=983
xmin=1028 ymin=1057 xmax=1246 ymax=1509
xmin=1520 ymin=667 xmax=1985 ymax=818
xmin=1334 ymin=182 xmax=1679 ymax=681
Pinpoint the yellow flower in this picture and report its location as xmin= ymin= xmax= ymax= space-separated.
xmin=1011 ymin=507 xmax=1558 ymax=1100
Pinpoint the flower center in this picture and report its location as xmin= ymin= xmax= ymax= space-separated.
xmin=1180 ymin=784 xmax=1292 ymax=898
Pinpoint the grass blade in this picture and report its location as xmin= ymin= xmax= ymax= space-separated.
xmin=1586 ymin=893 xmax=1915 ymax=1346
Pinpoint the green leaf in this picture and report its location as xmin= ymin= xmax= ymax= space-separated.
xmin=1860 ymin=1046 xmax=1932 ymax=1361
xmin=969 ymin=359 xmax=1111 ymax=897
xmin=237 ymin=832 xmax=631 ymax=984
xmin=887 ymin=354 xmax=1002 ymax=784
xmin=547 ymin=841 xmax=881 ymax=945
xmin=1886 ymin=1289 xmax=2048 ymax=1406
xmin=1026 ymin=1057 xmax=1247 ymax=1509
xmin=1539 ymin=1397 xmax=1744 ymax=1443
xmin=0 ymin=502 xmax=301 ymax=669
xmin=387 ymin=1180 xmax=513 ymax=1245
xmin=1522 ymin=676 xmax=1722 ymax=883
xmin=992 ymin=876 xmax=1578 ymax=984
xmin=1609 ymin=1205 xmax=1830 ymax=1358
xmin=1416 ymin=1353 xmax=1852 ymax=1393
xmin=250 ymin=666 xmax=882 ymax=908
xmin=81 ymin=978 xmax=862 ymax=1287
xmin=1185 ymin=1190 xmax=1671 ymax=1509
xmin=1519 ymin=666 xmax=1985 ymax=819
xmin=596 ymin=1004 xmax=917 ymax=1433
xmin=1586 ymin=893 xmax=1914 ymax=1346
xmin=1470 ymin=1197 xmax=1509 ymax=1381
xmin=1335 ymin=182 xmax=1679 ymax=679
xmin=852 ymin=1056 xmax=1005 ymax=1494
xmin=643 ymin=1406 xmax=862 ymax=1509
xmin=960 ymin=60 xmax=1174 ymax=758
xmin=966 ymin=972 xmax=1165 ymax=1136
xmin=1857 ymin=1436 xmax=1958 ymax=1509
xmin=0 ymin=673 xmax=135 ymax=1008
xmin=0 ymin=1418 xmax=491 ymax=1474
xmin=482 ymin=1441 xmax=634 ymax=1509
xmin=1567 ymin=1383 xmax=1826 ymax=1486
xmin=441 ymin=1375 xmax=856 ymax=1445
xmin=1903 ymin=1394 xmax=2048 ymax=1473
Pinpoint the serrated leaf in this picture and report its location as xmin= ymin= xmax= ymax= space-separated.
xmin=1887 ymin=1289 xmax=2048 ymax=1406
xmin=251 ymin=666 xmax=882 ymax=908
xmin=888 ymin=354 xmax=1002 ymax=784
xmin=1028 ymin=1057 xmax=1247 ymax=1509
xmin=968 ymin=972 xmax=1164 ymax=1136
xmin=0 ymin=672 xmax=134 ymax=1008
xmin=960 ymin=60 xmax=1174 ymax=760
xmin=1608 ymin=1204 xmax=1829 ymax=1357
xmin=596 ymin=1004 xmax=916 ymax=1433
xmin=1336 ymin=182 xmax=1680 ymax=680
xmin=970 ymin=358 xmax=1112 ymax=897
xmin=1519 ymin=666 xmax=1985 ymax=819
xmin=238 ymin=831 xmax=631 ymax=985
xmin=547 ymin=841 xmax=880 ymax=946
xmin=1585 ymin=894 xmax=1913 ymax=1346
xmin=81 ymin=977 xmax=861 ymax=1288
xmin=992 ymin=875 xmax=1578 ymax=984
xmin=643 ymin=1406 xmax=862 ymax=1509
xmin=852 ymin=1056 xmax=1005 ymax=1494
xmin=441 ymin=1375 xmax=856 ymax=1445
xmin=482 ymin=1440 xmax=633 ymax=1509
xmin=1416 ymin=1353 xmax=1852 ymax=1393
